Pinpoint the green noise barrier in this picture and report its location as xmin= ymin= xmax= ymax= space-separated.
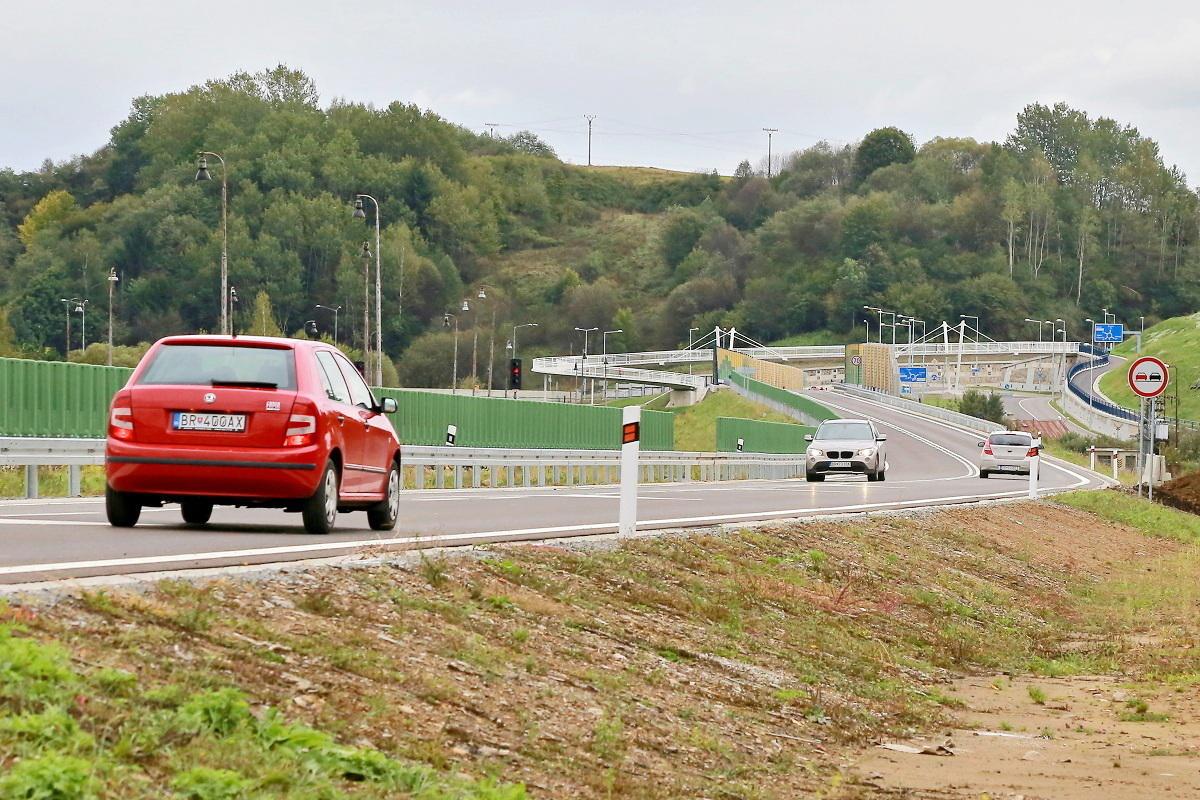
xmin=715 ymin=417 xmax=814 ymax=454
xmin=719 ymin=363 xmax=839 ymax=423
xmin=0 ymin=356 xmax=674 ymax=450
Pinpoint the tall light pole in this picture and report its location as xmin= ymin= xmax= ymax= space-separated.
xmin=602 ymin=328 xmax=623 ymax=402
xmin=467 ymin=287 xmax=485 ymax=391
xmin=1024 ymin=317 xmax=1052 ymax=342
xmin=511 ymin=322 xmax=538 ymax=363
xmin=864 ymin=306 xmax=896 ymax=344
xmin=762 ymin=128 xmax=778 ymax=178
xmin=575 ymin=326 xmax=598 ymax=404
xmin=584 ymin=115 xmax=596 ymax=166
xmin=195 ymin=152 xmax=229 ymax=335
xmin=353 ymin=195 xmax=383 ymax=385
xmin=107 ymin=268 xmax=119 ymax=366
xmin=444 ymin=310 xmax=460 ymax=394
xmin=74 ymin=299 xmax=88 ymax=351
xmin=959 ymin=314 xmax=980 ymax=342
xmin=359 ymin=242 xmax=372 ymax=377
xmin=60 ymin=298 xmax=74 ymax=357
xmin=315 ymin=305 xmax=341 ymax=345
xmin=688 ymin=326 xmax=700 ymax=375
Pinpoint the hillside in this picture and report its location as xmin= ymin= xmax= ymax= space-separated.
xmin=1 ymin=67 xmax=1197 ymax=389
xmin=1098 ymin=314 xmax=1200 ymax=417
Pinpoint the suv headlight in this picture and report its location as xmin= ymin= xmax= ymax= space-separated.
xmin=856 ymin=447 xmax=876 ymax=458
xmin=806 ymin=447 xmax=822 ymax=458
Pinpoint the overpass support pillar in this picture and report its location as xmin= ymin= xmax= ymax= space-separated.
xmin=668 ymin=388 xmax=697 ymax=407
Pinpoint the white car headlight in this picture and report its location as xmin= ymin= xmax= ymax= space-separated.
xmin=807 ymin=447 xmax=822 ymax=458
xmin=856 ymin=447 xmax=876 ymax=458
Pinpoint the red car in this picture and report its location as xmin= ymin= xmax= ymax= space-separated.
xmin=106 ymin=335 xmax=401 ymax=534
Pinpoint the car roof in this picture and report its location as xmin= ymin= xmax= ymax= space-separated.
xmin=988 ymin=430 xmax=1032 ymax=437
xmin=156 ymin=334 xmax=314 ymax=350
xmin=820 ymin=418 xmax=871 ymax=424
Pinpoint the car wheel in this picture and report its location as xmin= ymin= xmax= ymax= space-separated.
xmin=367 ymin=462 xmax=400 ymax=531
xmin=979 ymin=470 xmax=989 ymax=479
xmin=302 ymin=461 xmax=339 ymax=535
xmin=877 ymin=465 xmax=886 ymax=482
xmin=866 ymin=471 xmax=878 ymax=482
xmin=181 ymin=499 xmax=213 ymax=525
xmin=106 ymin=485 xmax=141 ymax=527
xmin=806 ymin=472 xmax=825 ymax=482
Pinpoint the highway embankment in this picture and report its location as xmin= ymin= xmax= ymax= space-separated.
xmin=3 ymin=492 xmax=1198 ymax=798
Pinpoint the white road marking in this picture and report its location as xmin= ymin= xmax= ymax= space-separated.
xmin=0 ymin=484 xmax=1087 ymax=578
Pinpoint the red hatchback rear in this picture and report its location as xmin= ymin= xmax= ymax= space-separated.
xmin=106 ymin=335 xmax=401 ymax=534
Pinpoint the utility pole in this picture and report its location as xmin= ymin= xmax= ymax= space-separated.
xmin=485 ymin=122 xmax=498 ymax=138
xmin=584 ymin=115 xmax=596 ymax=166
xmin=107 ymin=268 xmax=119 ymax=366
xmin=763 ymin=128 xmax=778 ymax=178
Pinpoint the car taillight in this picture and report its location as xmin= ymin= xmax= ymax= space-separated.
xmin=982 ymin=446 xmax=993 ymax=455
xmin=285 ymin=402 xmax=317 ymax=447
xmin=1027 ymin=447 xmax=1039 ymax=457
xmin=109 ymin=405 xmax=134 ymax=441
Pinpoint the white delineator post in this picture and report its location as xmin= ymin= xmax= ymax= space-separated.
xmin=1028 ymin=442 xmax=1039 ymax=499
xmin=619 ymin=405 xmax=641 ymax=537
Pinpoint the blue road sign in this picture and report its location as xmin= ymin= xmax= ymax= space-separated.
xmin=1094 ymin=323 xmax=1124 ymax=343
xmin=899 ymin=366 xmax=928 ymax=383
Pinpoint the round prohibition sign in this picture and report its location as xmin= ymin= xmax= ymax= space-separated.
xmin=1127 ymin=355 xmax=1169 ymax=398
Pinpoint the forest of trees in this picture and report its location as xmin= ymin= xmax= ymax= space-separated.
xmin=1 ymin=66 xmax=1197 ymax=387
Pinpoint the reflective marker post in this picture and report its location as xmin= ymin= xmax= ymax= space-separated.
xmin=619 ymin=405 xmax=640 ymax=537
xmin=445 ymin=424 xmax=457 ymax=447
xmin=1028 ymin=445 xmax=1039 ymax=500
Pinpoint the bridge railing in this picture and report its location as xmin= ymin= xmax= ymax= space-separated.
xmin=0 ymin=439 xmax=805 ymax=498
xmin=1065 ymin=354 xmax=1138 ymax=422
xmin=895 ymin=340 xmax=1079 ymax=357
xmin=835 ymin=385 xmax=997 ymax=433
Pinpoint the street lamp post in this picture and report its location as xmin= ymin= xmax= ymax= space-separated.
xmin=195 ymin=152 xmax=230 ymax=335
xmin=602 ymin=328 xmax=623 ymax=401
xmin=444 ymin=311 xmax=460 ymax=394
xmin=463 ymin=288 xmax=485 ymax=391
xmin=574 ymin=326 xmax=598 ymax=404
xmin=74 ymin=299 xmax=88 ymax=351
xmin=315 ymin=305 xmax=341 ymax=345
xmin=688 ymin=326 xmax=700 ymax=375
xmin=359 ymin=242 xmax=372 ymax=377
xmin=353 ymin=196 xmax=384 ymax=385
xmin=959 ymin=314 xmax=980 ymax=342
xmin=864 ymin=306 xmax=896 ymax=344
xmin=107 ymin=268 xmax=119 ymax=366
xmin=59 ymin=298 xmax=74 ymax=357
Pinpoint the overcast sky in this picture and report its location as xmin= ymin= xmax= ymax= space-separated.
xmin=4 ymin=0 xmax=1199 ymax=183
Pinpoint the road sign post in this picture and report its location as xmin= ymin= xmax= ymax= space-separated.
xmin=1028 ymin=447 xmax=1039 ymax=499
xmin=1128 ymin=356 xmax=1169 ymax=496
xmin=619 ymin=405 xmax=641 ymax=537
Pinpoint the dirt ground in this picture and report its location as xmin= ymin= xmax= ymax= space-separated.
xmin=856 ymin=674 xmax=1200 ymax=799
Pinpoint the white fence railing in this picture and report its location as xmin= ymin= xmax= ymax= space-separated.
xmin=1 ymin=439 xmax=805 ymax=498
xmin=834 ymin=386 xmax=996 ymax=434
xmin=531 ymin=357 xmax=708 ymax=389
xmin=895 ymin=340 xmax=1079 ymax=357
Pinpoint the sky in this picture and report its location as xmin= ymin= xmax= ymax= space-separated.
xmin=3 ymin=0 xmax=1199 ymax=183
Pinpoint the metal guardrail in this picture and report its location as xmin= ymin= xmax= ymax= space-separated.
xmin=835 ymin=386 xmax=996 ymax=433
xmin=0 ymin=439 xmax=805 ymax=498
xmin=1065 ymin=353 xmax=1138 ymax=422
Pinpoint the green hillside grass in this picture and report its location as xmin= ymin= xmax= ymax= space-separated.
xmin=1097 ymin=315 xmax=1198 ymax=417
xmin=671 ymin=389 xmax=795 ymax=451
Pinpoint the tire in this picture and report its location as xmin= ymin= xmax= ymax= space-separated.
xmin=302 ymin=461 xmax=339 ymax=535
xmin=806 ymin=472 xmax=825 ymax=483
xmin=877 ymin=464 xmax=887 ymax=482
xmin=106 ymin=485 xmax=141 ymax=527
xmin=181 ymin=499 xmax=213 ymax=525
xmin=866 ymin=471 xmax=878 ymax=482
xmin=979 ymin=470 xmax=989 ymax=479
xmin=367 ymin=462 xmax=400 ymax=531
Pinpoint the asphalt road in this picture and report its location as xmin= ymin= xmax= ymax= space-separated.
xmin=0 ymin=391 xmax=1107 ymax=586
xmin=1000 ymin=393 xmax=1090 ymax=436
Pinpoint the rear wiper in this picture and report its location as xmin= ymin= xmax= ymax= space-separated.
xmin=210 ymin=379 xmax=278 ymax=388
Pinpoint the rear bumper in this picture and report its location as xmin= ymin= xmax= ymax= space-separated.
xmin=106 ymin=439 xmax=323 ymax=500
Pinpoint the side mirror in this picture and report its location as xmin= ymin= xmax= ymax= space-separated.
xmin=977 ymin=441 xmax=985 ymax=448
xmin=804 ymin=434 xmax=813 ymax=442
xmin=379 ymin=397 xmax=398 ymax=414
xmin=876 ymin=434 xmax=887 ymax=442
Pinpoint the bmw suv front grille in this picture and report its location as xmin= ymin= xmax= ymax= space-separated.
xmin=826 ymin=450 xmax=854 ymax=459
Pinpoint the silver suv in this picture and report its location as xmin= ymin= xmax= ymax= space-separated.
xmin=804 ymin=419 xmax=887 ymax=482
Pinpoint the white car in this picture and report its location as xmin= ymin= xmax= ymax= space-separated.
xmin=977 ymin=430 xmax=1039 ymax=478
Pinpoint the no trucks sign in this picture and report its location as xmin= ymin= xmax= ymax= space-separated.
xmin=1127 ymin=356 xmax=1169 ymax=398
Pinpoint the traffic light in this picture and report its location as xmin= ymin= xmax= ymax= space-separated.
xmin=508 ymin=358 xmax=522 ymax=390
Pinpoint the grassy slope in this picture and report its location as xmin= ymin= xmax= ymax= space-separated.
xmin=1098 ymin=314 xmax=1198 ymax=416
xmin=670 ymin=389 xmax=795 ymax=451
xmin=8 ymin=496 xmax=1200 ymax=797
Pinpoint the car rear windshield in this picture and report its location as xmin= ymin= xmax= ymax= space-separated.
xmin=989 ymin=433 xmax=1031 ymax=446
xmin=815 ymin=421 xmax=873 ymax=440
xmin=138 ymin=345 xmax=296 ymax=390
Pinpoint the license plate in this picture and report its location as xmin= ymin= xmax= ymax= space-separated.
xmin=999 ymin=465 xmax=1019 ymax=471
xmin=173 ymin=412 xmax=247 ymax=432
xmin=829 ymin=461 xmax=851 ymax=468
